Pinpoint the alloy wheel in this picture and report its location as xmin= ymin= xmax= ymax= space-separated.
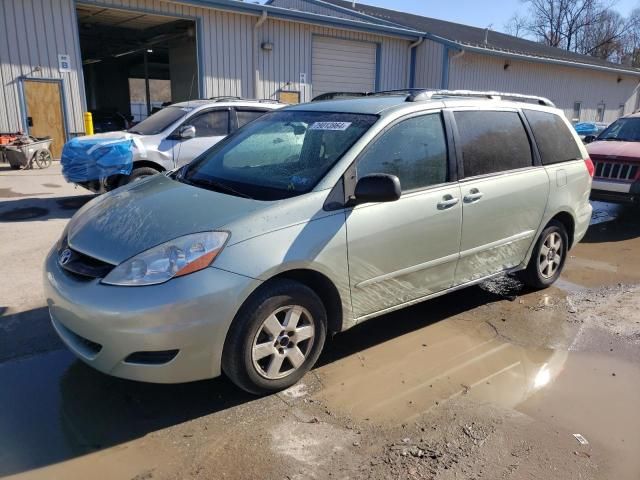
xmin=538 ymin=231 xmax=563 ymax=279
xmin=251 ymin=305 xmax=315 ymax=380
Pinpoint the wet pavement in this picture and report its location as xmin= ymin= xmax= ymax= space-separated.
xmin=1 ymin=165 xmax=639 ymax=479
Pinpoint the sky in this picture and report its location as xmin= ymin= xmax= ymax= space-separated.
xmin=263 ymin=0 xmax=640 ymax=32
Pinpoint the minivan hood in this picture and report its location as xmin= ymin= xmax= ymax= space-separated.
xmin=67 ymin=175 xmax=269 ymax=265
xmin=587 ymin=140 xmax=640 ymax=159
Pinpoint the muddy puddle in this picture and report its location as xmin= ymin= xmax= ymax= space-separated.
xmin=314 ymin=283 xmax=640 ymax=478
xmin=315 ymin=314 xmax=572 ymax=424
xmin=564 ymin=201 xmax=640 ymax=287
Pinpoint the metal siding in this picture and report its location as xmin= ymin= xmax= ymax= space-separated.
xmin=0 ymin=0 xmax=84 ymax=134
xmin=413 ymin=39 xmax=444 ymax=89
xmin=448 ymin=52 xmax=639 ymax=123
xmin=257 ymin=18 xmax=409 ymax=101
xmin=1 ymin=0 xmax=409 ymax=132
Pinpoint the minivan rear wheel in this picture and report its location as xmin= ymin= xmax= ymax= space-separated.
xmin=518 ymin=220 xmax=568 ymax=289
xmin=222 ymin=279 xmax=327 ymax=395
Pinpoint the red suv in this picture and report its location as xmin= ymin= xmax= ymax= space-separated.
xmin=586 ymin=113 xmax=640 ymax=204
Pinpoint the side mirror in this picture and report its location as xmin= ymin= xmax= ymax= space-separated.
xmin=179 ymin=125 xmax=196 ymax=140
xmin=350 ymin=174 xmax=401 ymax=205
xmin=584 ymin=135 xmax=596 ymax=144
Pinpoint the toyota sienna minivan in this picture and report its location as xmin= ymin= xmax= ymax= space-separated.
xmin=45 ymin=90 xmax=593 ymax=394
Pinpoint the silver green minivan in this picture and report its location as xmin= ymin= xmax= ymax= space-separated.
xmin=44 ymin=90 xmax=593 ymax=394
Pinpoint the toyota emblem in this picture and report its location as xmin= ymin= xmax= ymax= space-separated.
xmin=59 ymin=248 xmax=73 ymax=266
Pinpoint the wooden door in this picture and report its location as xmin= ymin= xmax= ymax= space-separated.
xmin=23 ymin=80 xmax=66 ymax=158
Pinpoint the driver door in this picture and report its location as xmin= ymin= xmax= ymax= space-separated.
xmin=171 ymin=109 xmax=230 ymax=166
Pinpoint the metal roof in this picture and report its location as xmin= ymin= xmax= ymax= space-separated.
xmin=317 ymin=0 xmax=640 ymax=76
xmin=168 ymin=0 xmax=423 ymax=39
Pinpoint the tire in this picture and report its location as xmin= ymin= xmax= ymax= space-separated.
xmin=518 ymin=220 xmax=569 ymax=289
xmin=34 ymin=150 xmax=52 ymax=169
xmin=222 ymin=279 xmax=327 ymax=395
xmin=120 ymin=166 xmax=160 ymax=186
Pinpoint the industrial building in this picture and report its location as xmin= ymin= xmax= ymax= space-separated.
xmin=1 ymin=0 xmax=639 ymax=157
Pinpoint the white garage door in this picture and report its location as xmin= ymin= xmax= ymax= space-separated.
xmin=312 ymin=37 xmax=377 ymax=98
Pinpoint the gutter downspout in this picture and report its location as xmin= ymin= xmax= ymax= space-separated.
xmin=408 ymin=37 xmax=424 ymax=89
xmin=442 ymin=47 xmax=464 ymax=89
xmin=253 ymin=10 xmax=268 ymax=99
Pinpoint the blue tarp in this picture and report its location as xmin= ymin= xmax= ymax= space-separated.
xmin=61 ymin=136 xmax=134 ymax=183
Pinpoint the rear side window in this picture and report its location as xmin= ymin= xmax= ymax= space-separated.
xmin=357 ymin=113 xmax=448 ymax=192
xmin=237 ymin=109 xmax=268 ymax=128
xmin=454 ymin=111 xmax=533 ymax=177
xmin=190 ymin=110 xmax=229 ymax=137
xmin=523 ymin=110 xmax=582 ymax=165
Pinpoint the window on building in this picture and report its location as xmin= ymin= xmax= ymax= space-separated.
xmin=619 ymin=104 xmax=626 ymax=117
xmin=357 ymin=113 xmax=448 ymax=191
xmin=453 ymin=111 xmax=533 ymax=178
xmin=572 ymin=102 xmax=582 ymax=122
xmin=596 ymin=103 xmax=606 ymax=122
xmin=523 ymin=110 xmax=583 ymax=165
xmin=189 ymin=110 xmax=230 ymax=137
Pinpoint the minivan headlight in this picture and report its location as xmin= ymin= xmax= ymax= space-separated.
xmin=102 ymin=231 xmax=229 ymax=286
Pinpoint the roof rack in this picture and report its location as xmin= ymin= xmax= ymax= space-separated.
xmin=206 ymin=96 xmax=284 ymax=104
xmin=406 ymin=90 xmax=556 ymax=107
xmin=208 ymin=96 xmax=244 ymax=102
xmin=368 ymin=88 xmax=426 ymax=96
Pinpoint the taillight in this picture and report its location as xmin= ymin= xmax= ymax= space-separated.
xmin=584 ymin=157 xmax=595 ymax=177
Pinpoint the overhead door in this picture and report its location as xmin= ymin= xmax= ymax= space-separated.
xmin=312 ymin=37 xmax=377 ymax=98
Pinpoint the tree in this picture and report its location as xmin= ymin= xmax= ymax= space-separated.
xmin=504 ymin=14 xmax=528 ymax=37
xmin=507 ymin=0 xmax=640 ymax=64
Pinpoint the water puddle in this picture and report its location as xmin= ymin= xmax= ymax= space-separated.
xmin=315 ymin=319 xmax=568 ymax=424
xmin=518 ymin=351 xmax=640 ymax=480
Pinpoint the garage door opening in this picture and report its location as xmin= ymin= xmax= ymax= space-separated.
xmin=312 ymin=37 xmax=377 ymax=98
xmin=76 ymin=4 xmax=198 ymax=133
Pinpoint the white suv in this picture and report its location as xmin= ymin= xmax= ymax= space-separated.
xmin=70 ymin=98 xmax=285 ymax=192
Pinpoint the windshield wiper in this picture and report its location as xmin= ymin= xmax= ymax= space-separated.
xmin=182 ymin=176 xmax=253 ymax=199
xmin=127 ymin=129 xmax=144 ymax=135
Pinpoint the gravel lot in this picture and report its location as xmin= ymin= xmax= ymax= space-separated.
xmin=1 ymin=164 xmax=639 ymax=480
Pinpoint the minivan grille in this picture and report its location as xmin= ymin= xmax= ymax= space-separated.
xmin=593 ymin=161 xmax=639 ymax=181
xmin=58 ymin=238 xmax=114 ymax=279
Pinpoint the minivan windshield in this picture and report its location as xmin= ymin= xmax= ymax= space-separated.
xmin=597 ymin=117 xmax=640 ymax=142
xmin=179 ymin=111 xmax=378 ymax=200
xmin=128 ymin=106 xmax=192 ymax=135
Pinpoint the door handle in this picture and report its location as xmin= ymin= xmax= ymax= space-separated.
xmin=437 ymin=194 xmax=460 ymax=210
xmin=463 ymin=189 xmax=484 ymax=203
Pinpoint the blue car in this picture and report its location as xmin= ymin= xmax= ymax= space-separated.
xmin=574 ymin=121 xmax=609 ymax=138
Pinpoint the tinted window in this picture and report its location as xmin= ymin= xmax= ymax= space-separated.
xmin=357 ymin=114 xmax=448 ymax=191
xmin=237 ymin=109 xmax=268 ymax=128
xmin=182 ymin=111 xmax=377 ymax=200
xmin=523 ymin=110 xmax=583 ymax=165
xmin=454 ymin=111 xmax=532 ymax=177
xmin=190 ymin=110 xmax=229 ymax=137
xmin=128 ymin=106 xmax=188 ymax=135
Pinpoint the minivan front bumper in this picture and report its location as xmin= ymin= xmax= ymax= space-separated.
xmin=590 ymin=179 xmax=640 ymax=204
xmin=44 ymin=247 xmax=261 ymax=383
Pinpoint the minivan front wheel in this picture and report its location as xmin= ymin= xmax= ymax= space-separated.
xmin=222 ymin=279 xmax=327 ymax=394
xmin=518 ymin=220 xmax=568 ymax=289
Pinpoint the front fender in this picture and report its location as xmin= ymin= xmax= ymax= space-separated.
xmin=214 ymin=212 xmax=355 ymax=330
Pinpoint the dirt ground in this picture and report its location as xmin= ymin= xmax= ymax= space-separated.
xmin=1 ymin=164 xmax=639 ymax=480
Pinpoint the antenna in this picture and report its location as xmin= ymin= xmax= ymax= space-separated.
xmin=484 ymin=24 xmax=492 ymax=45
xmin=175 ymin=73 xmax=197 ymax=168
